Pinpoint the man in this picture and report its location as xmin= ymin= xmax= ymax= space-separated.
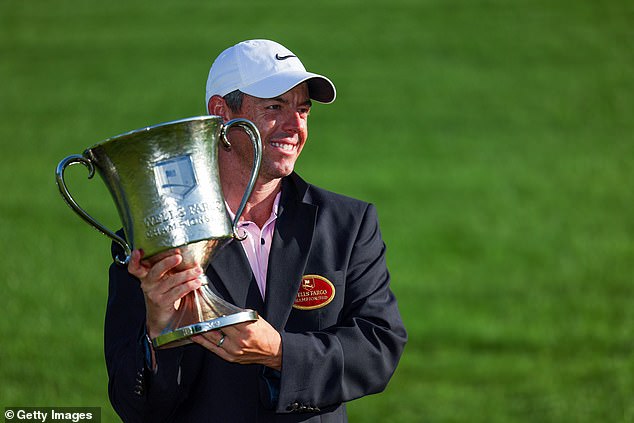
xmin=105 ymin=39 xmax=407 ymax=422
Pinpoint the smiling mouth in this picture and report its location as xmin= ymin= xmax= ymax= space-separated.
xmin=270 ymin=141 xmax=296 ymax=152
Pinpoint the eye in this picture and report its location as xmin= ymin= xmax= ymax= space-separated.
xmin=266 ymin=104 xmax=282 ymax=110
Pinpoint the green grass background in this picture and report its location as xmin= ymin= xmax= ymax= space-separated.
xmin=1 ymin=0 xmax=633 ymax=422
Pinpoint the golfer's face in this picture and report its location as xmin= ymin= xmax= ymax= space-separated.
xmin=233 ymin=84 xmax=311 ymax=181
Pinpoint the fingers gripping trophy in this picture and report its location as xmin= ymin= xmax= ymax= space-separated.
xmin=55 ymin=116 xmax=262 ymax=348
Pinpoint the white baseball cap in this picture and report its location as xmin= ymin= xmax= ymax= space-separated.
xmin=205 ymin=39 xmax=336 ymax=109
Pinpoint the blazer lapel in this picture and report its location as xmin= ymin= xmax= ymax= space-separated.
xmin=264 ymin=177 xmax=317 ymax=330
xmin=207 ymin=174 xmax=316 ymax=327
xmin=208 ymin=239 xmax=258 ymax=309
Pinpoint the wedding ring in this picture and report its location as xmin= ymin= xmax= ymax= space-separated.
xmin=217 ymin=334 xmax=226 ymax=347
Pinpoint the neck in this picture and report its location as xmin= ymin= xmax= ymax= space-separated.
xmin=221 ymin=171 xmax=282 ymax=228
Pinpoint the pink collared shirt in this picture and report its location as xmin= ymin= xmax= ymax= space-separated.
xmin=226 ymin=192 xmax=280 ymax=299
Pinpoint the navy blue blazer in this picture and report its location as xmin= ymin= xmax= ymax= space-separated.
xmin=105 ymin=172 xmax=407 ymax=422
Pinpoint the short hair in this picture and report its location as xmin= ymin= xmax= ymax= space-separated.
xmin=223 ymin=90 xmax=244 ymax=113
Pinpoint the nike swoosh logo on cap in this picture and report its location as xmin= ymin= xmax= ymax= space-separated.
xmin=275 ymin=54 xmax=297 ymax=60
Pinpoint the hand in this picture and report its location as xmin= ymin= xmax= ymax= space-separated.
xmin=127 ymin=249 xmax=203 ymax=339
xmin=191 ymin=317 xmax=283 ymax=371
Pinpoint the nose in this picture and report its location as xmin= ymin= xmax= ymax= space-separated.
xmin=282 ymin=110 xmax=304 ymax=134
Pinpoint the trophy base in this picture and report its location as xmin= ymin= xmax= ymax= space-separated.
xmin=152 ymin=309 xmax=259 ymax=349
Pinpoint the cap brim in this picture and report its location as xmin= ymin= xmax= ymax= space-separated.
xmin=240 ymin=71 xmax=336 ymax=104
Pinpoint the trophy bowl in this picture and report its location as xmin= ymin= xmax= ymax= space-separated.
xmin=55 ymin=116 xmax=262 ymax=348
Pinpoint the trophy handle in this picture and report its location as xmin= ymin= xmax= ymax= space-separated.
xmin=55 ymin=154 xmax=132 ymax=265
xmin=221 ymin=118 xmax=262 ymax=240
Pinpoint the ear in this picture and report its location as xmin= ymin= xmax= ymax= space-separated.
xmin=208 ymin=95 xmax=231 ymax=121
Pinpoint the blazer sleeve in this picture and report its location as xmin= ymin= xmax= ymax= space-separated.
xmin=276 ymin=203 xmax=407 ymax=412
xmin=104 ymin=242 xmax=194 ymax=422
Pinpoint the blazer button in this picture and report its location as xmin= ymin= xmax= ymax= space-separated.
xmin=286 ymin=402 xmax=300 ymax=412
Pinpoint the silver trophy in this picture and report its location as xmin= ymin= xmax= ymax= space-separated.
xmin=56 ymin=116 xmax=262 ymax=348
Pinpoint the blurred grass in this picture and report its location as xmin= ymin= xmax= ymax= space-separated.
xmin=1 ymin=0 xmax=633 ymax=422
